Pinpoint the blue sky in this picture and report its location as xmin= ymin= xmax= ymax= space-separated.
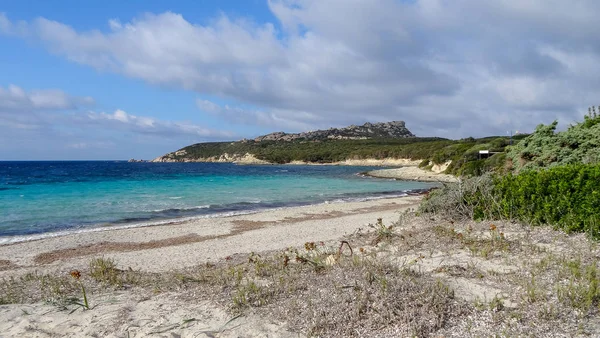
xmin=1 ymin=0 xmax=599 ymax=160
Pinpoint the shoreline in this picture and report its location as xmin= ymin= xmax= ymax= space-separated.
xmin=0 ymin=188 xmax=430 ymax=247
xmin=0 ymin=195 xmax=422 ymax=276
xmin=365 ymin=166 xmax=459 ymax=183
xmin=2 ymin=185 xmax=597 ymax=336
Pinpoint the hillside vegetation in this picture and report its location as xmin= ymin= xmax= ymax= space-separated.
xmin=156 ymin=108 xmax=599 ymax=179
xmin=507 ymin=110 xmax=600 ymax=172
xmin=422 ymin=109 xmax=600 ymax=239
xmin=157 ymin=134 xmax=526 ymax=177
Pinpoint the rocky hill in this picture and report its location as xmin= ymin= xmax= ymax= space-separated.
xmin=252 ymin=121 xmax=414 ymax=142
xmin=151 ymin=121 xmax=419 ymax=163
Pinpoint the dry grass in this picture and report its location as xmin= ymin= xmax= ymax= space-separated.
xmin=170 ymin=240 xmax=467 ymax=337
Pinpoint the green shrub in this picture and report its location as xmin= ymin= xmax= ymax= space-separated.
xmin=491 ymin=164 xmax=600 ymax=237
xmin=418 ymin=174 xmax=497 ymax=220
xmin=507 ymin=111 xmax=600 ymax=172
xmin=420 ymin=164 xmax=600 ymax=239
xmin=418 ymin=159 xmax=430 ymax=168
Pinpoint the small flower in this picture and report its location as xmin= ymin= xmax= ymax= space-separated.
xmin=70 ymin=270 xmax=81 ymax=280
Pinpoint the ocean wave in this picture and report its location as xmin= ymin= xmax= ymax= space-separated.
xmin=151 ymin=204 xmax=211 ymax=213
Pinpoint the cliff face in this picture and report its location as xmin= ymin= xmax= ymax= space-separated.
xmin=253 ymin=121 xmax=414 ymax=142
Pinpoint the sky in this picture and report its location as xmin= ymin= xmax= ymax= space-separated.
xmin=1 ymin=0 xmax=599 ymax=160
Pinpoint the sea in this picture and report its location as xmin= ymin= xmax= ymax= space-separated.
xmin=0 ymin=161 xmax=438 ymax=244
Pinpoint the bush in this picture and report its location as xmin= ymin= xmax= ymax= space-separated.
xmin=421 ymin=164 xmax=600 ymax=239
xmin=507 ymin=112 xmax=600 ymax=172
xmin=418 ymin=159 xmax=430 ymax=168
xmin=419 ymin=174 xmax=497 ymax=220
xmin=491 ymin=164 xmax=600 ymax=237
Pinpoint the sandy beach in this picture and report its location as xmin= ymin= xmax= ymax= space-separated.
xmin=2 ymin=193 xmax=599 ymax=337
xmin=0 ymin=196 xmax=421 ymax=277
xmin=366 ymin=165 xmax=459 ymax=183
xmin=0 ymin=196 xmax=421 ymax=337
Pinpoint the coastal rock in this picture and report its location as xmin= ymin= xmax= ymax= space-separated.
xmin=253 ymin=121 xmax=414 ymax=142
xmin=151 ymin=152 xmax=270 ymax=164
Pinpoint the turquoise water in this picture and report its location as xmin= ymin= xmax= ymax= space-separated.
xmin=0 ymin=161 xmax=437 ymax=243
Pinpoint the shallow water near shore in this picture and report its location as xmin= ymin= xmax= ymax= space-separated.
xmin=0 ymin=161 xmax=436 ymax=243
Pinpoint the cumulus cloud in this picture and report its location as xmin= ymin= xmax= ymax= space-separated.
xmin=2 ymin=1 xmax=600 ymax=137
xmin=0 ymin=84 xmax=236 ymax=159
xmin=0 ymin=84 xmax=232 ymax=140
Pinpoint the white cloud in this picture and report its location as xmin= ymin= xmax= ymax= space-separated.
xmin=197 ymin=99 xmax=315 ymax=131
xmin=2 ymin=1 xmax=600 ymax=137
xmin=67 ymin=141 xmax=115 ymax=150
xmin=87 ymin=108 xmax=234 ymax=139
xmin=0 ymin=13 xmax=11 ymax=33
xmin=108 ymin=19 xmax=122 ymax=31
xmin=0 ymin=84 xmax=232 ymax=140
xmin=0 ymin=84 xmax=92 ymax=112
xmin=0 ymin=84 xmax=235 ymax=161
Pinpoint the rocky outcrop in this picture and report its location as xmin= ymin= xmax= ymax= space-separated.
xmin=150 ymin=121 xmax=416 ymax=164
xmin=253 ymin=121 xmax=414 ymax=142
xmin=151 ymin=152 xmax=270 ymax=164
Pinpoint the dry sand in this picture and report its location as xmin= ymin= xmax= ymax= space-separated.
xmin=0 ymin=196 xmax=420 ymax=338
xmin=366 ymin=166 xmax=459 ymax=183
